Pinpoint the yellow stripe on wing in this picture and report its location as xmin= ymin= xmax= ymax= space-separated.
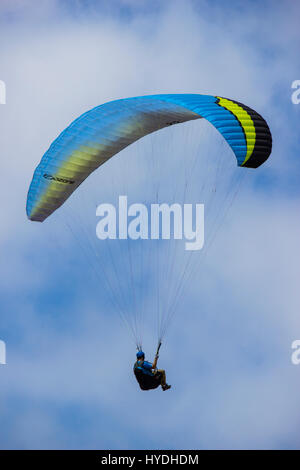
xmin=217 ymin=97 xmax=256 ymax=166
xmin=30 ymin=144 xmax=107 ymax=220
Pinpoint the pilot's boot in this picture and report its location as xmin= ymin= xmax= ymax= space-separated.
xmin=162 ymin=384 xmax=171 ymax=391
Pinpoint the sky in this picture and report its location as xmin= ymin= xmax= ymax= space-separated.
xmin=0 ymin=0 xmax=300 ymax=450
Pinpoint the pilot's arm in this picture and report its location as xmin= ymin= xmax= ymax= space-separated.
xmin=152 ymin=354 xmax=159 ymax=370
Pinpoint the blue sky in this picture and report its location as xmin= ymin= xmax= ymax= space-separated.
xmin=0 ymin=0 xmax=300 ymax=450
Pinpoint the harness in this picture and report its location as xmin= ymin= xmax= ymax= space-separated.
xmin=133 ymin=361 xmax=160 ymax=390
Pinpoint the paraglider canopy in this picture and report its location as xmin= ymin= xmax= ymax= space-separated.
xmin=26 ymin=94 xmax=272 ymax=223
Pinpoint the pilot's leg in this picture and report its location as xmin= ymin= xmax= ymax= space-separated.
xmin=156 ymin=369 xmax=167 ymax=387
xmin=156 ymin=369 xmax=171 ymax=391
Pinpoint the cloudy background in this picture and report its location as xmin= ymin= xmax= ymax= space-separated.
xmin=0 ymin=0 xmax=300 ymax=449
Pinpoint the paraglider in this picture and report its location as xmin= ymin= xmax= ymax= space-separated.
xmin=133 ymin=343 xmax=171 ymax=391
xmin=26 ymin=94 xmax=272 ymax=389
